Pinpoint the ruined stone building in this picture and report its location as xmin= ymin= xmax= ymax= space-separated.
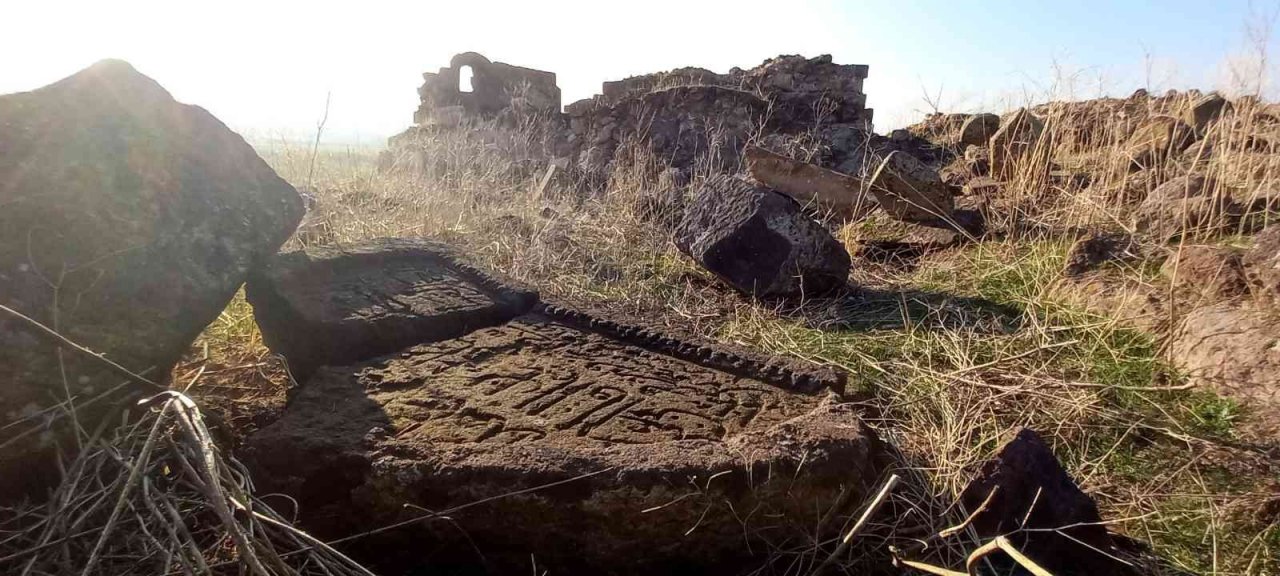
xmin=408 ymin=52 xmax=875 ymax=177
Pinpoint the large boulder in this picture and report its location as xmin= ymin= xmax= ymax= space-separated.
xmin=675 ymin=175 xmax=851 ymax=297
xmin=867 ymin=151 xmax=956 ymax=223
xmin=0 ymin=60 xmax=303 ymax=495
xmin=244 ymin=304 xmax=878 ymax=574
xmin=743 ymin=145 xmax=877 ymax=220
xmin=245 ymin=238 xmax=539 ymax=380
xmin=1134 ymin=174 xmax=1240 ymax=241
xmin=988 ymin=108 xmax=1045 ymax=180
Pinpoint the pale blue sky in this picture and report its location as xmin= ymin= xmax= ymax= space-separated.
xmin=2 ymin=0 xmax=1275 ymax=143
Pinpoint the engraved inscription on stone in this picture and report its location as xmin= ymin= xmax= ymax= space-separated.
xmin=292 ymin=264 xmax=496 ymax=324
xmin=357 ymin=316 xmax=819 ymax=445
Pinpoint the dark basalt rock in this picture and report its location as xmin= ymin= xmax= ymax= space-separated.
xmin=959 ymin=428 xmax=1126 ymax=575
xmin=0 ymin=59 xmax=303 ymax=498
xmin=245 ymin=237 xmax=538 ymax=380
xmin=675 ymin=175 xmax=851 ymax=297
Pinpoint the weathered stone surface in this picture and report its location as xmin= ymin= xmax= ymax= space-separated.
xmin=244 ymin=306 xmax=874 ymax=575
xmin=743 ymin=145 xmax=877 ymax=220
xmin=1124 ymin=116 xmax=1196 ymax=169
xmin=1171 ymin=303 xmax=1280 ymax=438
xmin=1161 ymin=245 xmax=1248 ymax=303
xmin=959 ymin=428 xmax=1122 ymax=575
xmin=1134 ymin=174 xmax=1240 ymax=241
xmin=675 ymin=175 xmax=851 ymax=297
xmin=1243 ymin=224 xmax=1280 ymax=299
xmin=868 ymin=151 xmax=956 ymax=223
xmin=1183 ymin=93 xmax=1230 ymax=135
xmin=958 ymin=113 xmax=1001 ymax=147
xmin=0 ymin=60 xmax=303 ymax=495
xmin=245 ymin=238 xmax=538 ymax=379
xmin=414 ymin=52 xmax=561 ymax=124
xmin=988 ymin=108 xmax=1045 ymax=180
xmin=1063 ymin=231 xmax=1139 ymax=276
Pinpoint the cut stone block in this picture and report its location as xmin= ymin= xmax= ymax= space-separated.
xmin=244 ymin=304 xmax=875 ymax=575
xmin=245 ymin=238 xmax=538 ymax=378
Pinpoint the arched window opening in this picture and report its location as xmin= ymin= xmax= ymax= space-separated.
xmin=458 ymin=65 xmax=474 ymax=93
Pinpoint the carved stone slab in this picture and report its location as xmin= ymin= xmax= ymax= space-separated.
xmin=245 ymin=238 xmax=538 ymax=379
xmin=244 ymin=306 xmax=877 ymax=574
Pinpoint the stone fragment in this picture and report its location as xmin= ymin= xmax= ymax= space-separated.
xmin=1244 ymin=224 xmax=1280 ymax=298
xmin=868 ymin=151 xmax=956 ymax=223
xmin=245 ymin=238 xmax=538 ymax=379
xmin=1183 ymin=92 xmax=1230 ymax=135
xmin=0 ymin=60 xmax=303 ymax=496
xmin=959 ymin=428 xmax=1122 ymax=575
xmin=988 ymin=108 xmax=1045 ymax=180
xmin=1062 ymin=231 xmax=1140 ymax=276
xmin=1171 ymin=303 xmax=1280 ymax=438
xmin=675 ymin=175 xmax=851 ymax=297
xmin=244 ymin=306 xmax=874 ymax=575
xmin=957 ymin=113 xmax=1001 ymax=147
xmin=1124 ymin=116 xmax=1196 ymax=169
xmin=743 ymin=145 xmax=877 ymax=221
xmin=1134 ymin=174 xmax=1240 ymax=241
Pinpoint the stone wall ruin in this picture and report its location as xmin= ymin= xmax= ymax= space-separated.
xmin=414 ymin=52 xmax=562 ymax=125
xmin=405 ymin=52 xmax=875 ymax=175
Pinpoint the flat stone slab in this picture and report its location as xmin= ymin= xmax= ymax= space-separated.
xmin=246 ymin=238 xmax=538 ymax=378
xmin=245 ymin=305 xmax=878 ymax=574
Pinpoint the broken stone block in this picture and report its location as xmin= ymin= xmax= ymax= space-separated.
xmin=1134 ymin=174 xmax=1240 ymax=241
xmin=0 ymin=60 xmax=303 ymax=497
xmin=1183 ymin=93 xmax=1231 ymax=135
xmin=743 ymin=145 xmax=877 ymax=221
xmin=988 ymin=108 xmax=1045 ymax=180
xmin=959 ymin=428 xmax=1122 ymax=575
xmin=675 ymin=175 xmax=851 ymax=297
xmin=244 ymin=305 xmax=876 ymax=575
xmin=868 ymin=151 xmax=956 ymax=223
xmin=245 ymin=238 xmax=538 ymax=379
xmin=958 ymin=113 xmax=1001 ymax=147
xmin=1124 ymin=116 xmax=1197 ymax=170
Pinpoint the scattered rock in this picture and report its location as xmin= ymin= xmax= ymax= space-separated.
xmin=0 ymin=60 xmax=303 ymax=496
xmin=244 ymin=305 xmax=879 ymax=574
xmin=901 ymin=209 xmax=986 ymax=248
xmin=1243 ymin=224 xmax=1280 ymax=298
xmin=743 ymin=145 xmax=877 ymax=221
xmin=1171 ymin=303 xmax=1280 ymax=438
xmin=675 ymin=175 xmax=851 ymax=297
xmin=988 ymin=108 xmax=1045 ymax=180
xmin=245 ymin=238 xmax=538 ymax=380
xmin=1124 ymin=116 xmax=1196 ymax=169
xmin=1183 ymin=93 xmax=1230 ymax=135
xmin=1062 ymin=231 xmax=1140 ymax=276
xmin=1134 ymin=174 xmax=1240 ymax=241
xmin=958 ymin=113 xmax=1001 ymax=147
xmin=1161 ymin=245 xmax=1248 ymax=302
xmin=868 ymin=151 xmax=956 ymax=223
xmin=959 ymin=428 xmax=1123 ymax=575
